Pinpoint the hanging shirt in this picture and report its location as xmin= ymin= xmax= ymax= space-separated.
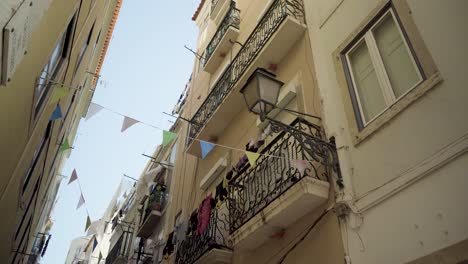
xmin=197 ymin=194 xmax=214 ymax=234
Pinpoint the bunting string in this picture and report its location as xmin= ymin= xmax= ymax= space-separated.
xmin=67 ymin=168 xmax=106 ymax=261
xmin=85 ymin=102 xmax=321 ymax=166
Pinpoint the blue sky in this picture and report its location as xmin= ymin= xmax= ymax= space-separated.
xmin=42 ymin=1 xmax=199 ymax=262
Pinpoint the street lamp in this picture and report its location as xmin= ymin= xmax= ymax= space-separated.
xmin=239 ymin=68 xmax=343 ymax=187
xmin=240 ymin=68 xmax=322 ymax=121
xmin=240 ymin=68 xmax=283 ymax=120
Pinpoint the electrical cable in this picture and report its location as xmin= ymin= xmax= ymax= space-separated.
xmin=262 ymin=207 xmax=333 ymax=264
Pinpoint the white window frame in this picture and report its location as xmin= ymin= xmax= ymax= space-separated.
xmin=345 ymin=9 xmax=423 ymax=126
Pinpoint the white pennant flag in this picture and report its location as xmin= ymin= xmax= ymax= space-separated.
xmin=292 ymin=159 xmax=309 ymax=176
xmin=121 ymin=116 xmax=139 ymax=132
xmin=76 ymin=194 xmax=85 ymax=210
xmin=85 ymin=103 xmax=104 ymax=121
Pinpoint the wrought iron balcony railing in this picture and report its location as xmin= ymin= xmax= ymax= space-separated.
xmin=227 ymin=119 xmax=336 ymax=233
xmin=188 ymin=0 xmax=305 ymax=146
xmin=204 ymin=2 xmax=240 ymax=67
xmin=105 ymin=231 xmax=133 ymax=264
xmin=26 ymin=233 xmax=51 ymax=264
xmin=175 ymin=206 xmax=231 ymax=264
xmin=142 ymin=183 xmax=167 ymax=222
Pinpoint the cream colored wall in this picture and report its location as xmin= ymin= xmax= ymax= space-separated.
xmin=235 ymin=204 xmax=343 ymax=264
xmin=304 ymin=0 xmax=468 ymax=263
xmin=150 ymin=0 xmax=344 ymax=263
xmin=189 ymin=0 xmax=287 ymax=120
xmin=0 ymin=0 xmax=118 ymax=262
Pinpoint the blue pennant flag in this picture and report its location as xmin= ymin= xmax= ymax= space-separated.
xmin=200 ymin=141 xmax=215 ymax=159
xmin=92 ymin=237 xmax=98 ymax=251
xmin=50 ymin=105 xmax=63 ymax=121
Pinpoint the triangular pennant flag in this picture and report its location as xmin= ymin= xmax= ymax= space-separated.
xmin=92 ymin=237 xmax=98 ymax=251
xmin=162 ymin=130 xmax=177 ymax=147
xmin=85 ymin=103 xmax=104 ymax=121
xmin=76 ymin=194 xmax=85 ymax=210
xmin=68 ymin=169 xmax=78 ymax=185
xmin=292 ymin=159 xmax=309 ymax=176
xmin=248 ymin=139 xmax=255 ymax=148
xmin=121 ymin=116 xmax=139 ymax=132
xmin=200 ymin=141 xmax=215 ymax=159
xmin=49 ymin=85 xmax=69 ymax=105
xmin=245 ymin=151 xmax=260 ymax=166
xmin=50 ymin=105 xmax=63 ymax=121
xmin=98 ymin=251 xmax=102 ymax=263
xmin=59 ymin=138 xmax=72 ymax=153
xmin=85 ymin=215 xmax=91 ymax=232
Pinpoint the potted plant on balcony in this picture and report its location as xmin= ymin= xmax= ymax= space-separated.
xmin=148 ymin=184 xmax=166 ymax=212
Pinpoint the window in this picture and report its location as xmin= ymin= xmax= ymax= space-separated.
xmin=74 ymin=22 xmax=95 ymax=75
xmin=60 ymin=90 xmax=77 ymax=130
xmin=343 ymin=9 xmax=423 ymax=128
xmin=22 ymin=122 xmax=52 ymax=193
xmin=169 ymin=142 xmax=177 ymax=164
xmin=35 ymin=17 xmax=74 ymax=118
xmin=90 ymin=30 xmax=101 ymax=58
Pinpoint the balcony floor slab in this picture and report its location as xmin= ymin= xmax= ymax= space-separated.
xmin=194 ymin=248 xmax=233 ymax=264
xmin=231 ymin=177 xmax=330 ymax=250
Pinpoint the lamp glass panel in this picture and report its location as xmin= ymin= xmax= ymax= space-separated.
xmin=258 ymin=75 xmax=281 ymax=106
xmin=242 ymin=77 xmax=260 ymax=112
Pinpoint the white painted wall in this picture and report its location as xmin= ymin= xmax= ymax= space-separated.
xmin=303 ymin=0 xmax=468 ymax=263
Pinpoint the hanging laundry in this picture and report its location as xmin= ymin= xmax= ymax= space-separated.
xmin=187 ymin=210 xmax=198 ymax=237
xmin=197 ymin=194 xmax=215 ymax=234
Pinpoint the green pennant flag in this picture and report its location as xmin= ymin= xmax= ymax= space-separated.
xmin=49 ymin=85 xmax=69 ymax=105
xmin=98 ymin=251 xmax=102 ymax=263
xmin=85 ymin=215 xmax=91 ymax=232
xmin=246 ymin=151 xmax=260 ymax=166
xmin=59 ymin=138 xmax=72 ymax=152
xmin=162 ymin=130 xmax=177 ymax=147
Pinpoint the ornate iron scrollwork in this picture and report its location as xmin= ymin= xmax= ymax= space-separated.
xmin=188 ymin=0 xmax=306 ymax=146
xmin=204 ymin=2 xmax=241 ymax=67
xmin=175 ymin=206 xmax=232 ymax=264
xmin=227 ymin=118 xmax=340 ymax=233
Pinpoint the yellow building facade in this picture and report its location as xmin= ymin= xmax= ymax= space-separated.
xmin=104 ymin=0 xmax=344 ymax=263
xmin=0 ymin=0 xmax=122 ymax=262
xmin=100 ymin=1 xmax=468 ymax=264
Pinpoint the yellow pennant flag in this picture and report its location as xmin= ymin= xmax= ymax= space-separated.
xmin=246 ymin=151 xmax=260 ymax=166
xmin=49 ymin=85 xmax=69 ymax=105
xmin=85 ymin=215 xmax=91 ymax=232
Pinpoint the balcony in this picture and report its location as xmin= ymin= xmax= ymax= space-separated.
xmin=128 ymin=251 xmax=153 ymax=264
xmin=227 ymin=119 xmax=333 ymax=249
xmin=106 ymin=231 xmax=133 ymax=264
xmin=175 ymin=206 xmax=232 ymax=264
xmin=203 ymin=2 xmax=240 ymax=74
xmin=26 ymin=233 xmax=51 ymax=264
xmin=187 ymin=0 xmax=306 ymax=157
xmin=137 ymin=183 xmax=167 ymax=238
xmin=211 ymin=0 xmax=230 ymax=21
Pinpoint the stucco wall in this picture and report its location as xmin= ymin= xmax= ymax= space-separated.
xmin=304 ymin=0 xmax=468 ymax=263
xmin=0 ymin=0 xmax=119 ymax=261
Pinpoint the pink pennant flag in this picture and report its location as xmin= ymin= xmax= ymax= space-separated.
xmin=121 ymin=116 xmax=139 ymax=132
xmin=292 ymin=159 xmax=309 ymax=176
xmin=248 ymin=139 xmax=255 ymax=149
xmin=85 ymin=103 xmax=104 ymax=121
xmin=68 ymin=169 xmax=78 ymax=185
xmin=76 ymin=194 xmax=85 ymax=210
